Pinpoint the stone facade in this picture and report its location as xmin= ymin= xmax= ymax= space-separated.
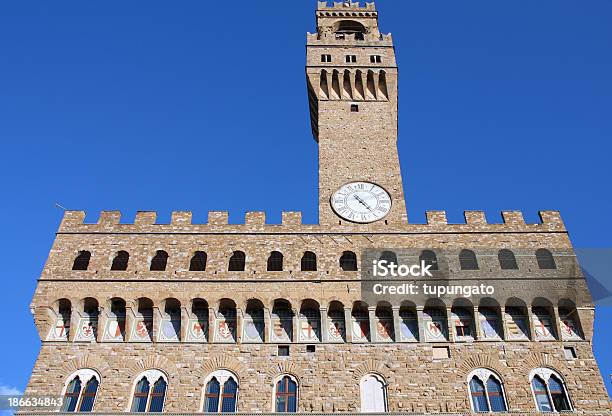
xmin=22 ymin=1 xmax=611 ymax=415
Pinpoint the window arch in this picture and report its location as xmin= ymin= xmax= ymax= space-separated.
xmin=360 ymin=374 xmax=387 ymax=412
xmin=498 ymin=249 xmax=518 ymax=270
xmin=228 ymin=251 xmax=245 ymax=271
xmin=536 ymin=249 xmax=556 ymax=270
xmin=150 ymin=250 xmax=168 ymax=271
xmin=189 ymin=251 xmax=207 ymax=271
xmin=467 ymin=369 xmax=508 ymax=412
xmin=459 ymin=249 xmax=479 ymax=270
xmin=274 ymin=375 xmax=298 ymax=412
xmin=340 ymin=251 xmax=357 ymax=271
xmin=203 ymin=370 xmax=239 ymax=413
xmin=130 ymin=370 xmax=167 ymax=412
xmin=111 ymin=251 xmax=129 ymax=271
xmin=419 ymin=250 xmax=439 ymax=270
xmin=60 ymin=369 xmax=100 ymax=412
xmin=72 ymin=251 xmax=91 ymax=271
xmin=530 ymin=368 xmax=572 ymax=412
xmin=301 ymin=251 xmax=317 ymax=271
xmin=379 ymin=250 xmax=397 ymax=265
xmin=267 ymin=251 xmax=283 ymax=271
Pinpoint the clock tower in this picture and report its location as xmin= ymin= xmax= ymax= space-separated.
xmin=306 ymin=1 xmax=407 ymax=227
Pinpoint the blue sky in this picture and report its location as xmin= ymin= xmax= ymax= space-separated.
xmin=0 ymin=0 xmax=610 ymax=397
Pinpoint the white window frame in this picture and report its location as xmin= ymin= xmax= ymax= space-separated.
xmin=529 ymin=368 xmax=573 ymax=412
xmin=200 ymin=370 xmax=239 ymax=413
xmin=128 ymin=369 xmax=168 ymax=413
xmin=60 ymin=368 xmax=101 ymax=412
xmin=359 ymin=373 xmax=388 ymax=412
xmin=466 ymin=369 xmax=508 ymax=413
xmin=271 ymin=374 xmax=299 ymax=413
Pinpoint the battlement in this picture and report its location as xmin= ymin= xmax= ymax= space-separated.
xmin=58 ymin=209 xmax=566 ymax=234
xmin=318 ymin=1 xmax=376 ymax=12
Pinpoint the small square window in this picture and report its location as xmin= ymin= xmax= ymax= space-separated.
xmin=432 ymin=346 xmax=450 ymax=360
xmin=306 ymin=345 xmax=316 ymax=353
xmin=321 ymin=54 xmax=332 ymax=63
xmin=278 ymin=345 xmax=290 ymax=356
xmin=346 ymin=55 xmax=357 ymax=63
xmin=370 ymin=55 xmax=382 ymax=63
xmin=350 ymin=104 xmax=359 ymax=112
xmin=563 ymin=346 xmax=577 ymax=360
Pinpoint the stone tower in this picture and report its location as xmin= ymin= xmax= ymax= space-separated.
xmin=306 ymin=1 xmax=406 ymax=227
xmin=20 ymin=1 xmax=611 ymax=414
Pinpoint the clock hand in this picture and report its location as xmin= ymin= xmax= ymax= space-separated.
xmin=353 ymin=195 xmax=374 ymax=212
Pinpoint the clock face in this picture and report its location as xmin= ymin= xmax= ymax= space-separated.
xmin=331 ymin=182 xmax=392 ymax=223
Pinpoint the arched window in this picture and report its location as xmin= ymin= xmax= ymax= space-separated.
xmin=130 ymin=370 xmax=167 ymax=412
xmin=203 ymin=370 xmax=239 ymax=413
xmin=274 ymin=375 xmax=298 ymax=413
xmin=459 ymin=249 xmax=478 ymax=270
xmin=360 ymin=374 xmax=387 ymax=412
xmin=469 ymin=377 xmax=488 ymax=412
xmin=419 ymin=250 xmax=439 ymax=270
xmin=150 ymin=250 xmax=168 ymax=271
xmin=189 ymin=251 xmax=207 ymax=271
xmin=530 ymin=369 xmax=572 ymax=412
xmin=334 ymin=20 xmax=367 ymax=40
xmin=61 ymin=369 xmax=100 ymax=412
xmin=111 ymin=251 xmax=129 ymax=271
xmin=532 ymin=375 xmax=552 ymax=412
xmin=340 ymin=251 xmax=357 ymax=271
xmin=72 ymin=251 xmax=91 ymax=271
xmin=536 ymin=249 xmax=556 ymax=270
xmin=498 ymin=249 xmax=518 ymax=270
xmin=467 ymin=369 xmax=507 ymax=413
xmin=301 ymin=251 xmax=317 ymax=271
xmin=379 ymin=250 xmax=397 ymax=265
xmin=267 ymin=251 xmax=283 ymax=271
xmin=228 ymin=251 xmax=245 ymax=271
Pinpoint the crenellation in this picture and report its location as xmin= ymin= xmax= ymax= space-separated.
xmin=282 ymin=211 xmax=302 ymax=226
xmin=59 ymin=210 xmax=86 ymax=231
xmin=245 ymin=211 xmax=266 ymax=226
xmin=98 ymin=210 xmax=121 ymax=225
xmin=464 ymin=210 xmax=487 ymax=225
xmin=502 ymin=210 xmax=526 ymax=225
xmin=539 ymin=210 xmax=565 ymax=230
xmin=425 ymin=210 xmax=447 ymax=225
xmin=171 ymin=211 xmax=193 ymax=225
xmin=208 ymin=210 xmax=229 ymax=226
xmin=54 ymin=209 xmax=571 ymax=234
xmin=134 ymin=211 xmax=157 ymax=226
xmin=317 ymin=1 xmax=376 ymax=11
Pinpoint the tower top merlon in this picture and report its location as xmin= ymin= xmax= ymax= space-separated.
xmin=317 ymin=1 xmax=376 ymax=11
xmin=311 ymin=1 xmax=387 ymax=44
